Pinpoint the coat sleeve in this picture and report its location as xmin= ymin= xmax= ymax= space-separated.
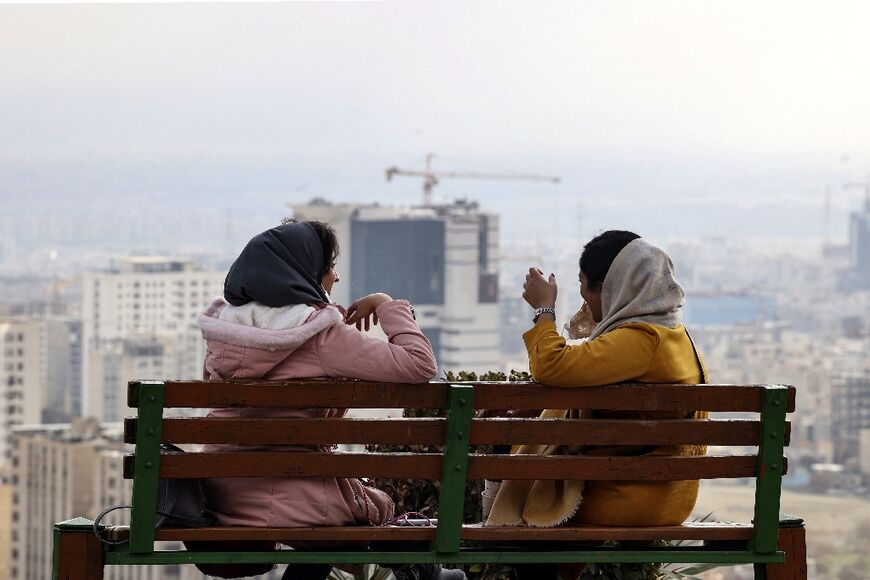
xmin=316 ymin=299 xmax=438 ymax=382
xmin=522 ymin=321 xmax=659 ymax=386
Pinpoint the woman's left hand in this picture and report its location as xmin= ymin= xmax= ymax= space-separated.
xmin=523 ymin=267 xmax=557 ymax=309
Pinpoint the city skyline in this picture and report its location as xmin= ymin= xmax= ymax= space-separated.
xmin=4 ymin=2 xmax=870 ymax=247
xmin=3 ymin=2 xmax=870 ymax=577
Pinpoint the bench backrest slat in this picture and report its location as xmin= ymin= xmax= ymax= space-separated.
xmin=132 ymin=380 xmax=796 ymax=413
xmin=125 ymin=417 xmax=790 ymax=447
xmin=124 ymin=451 xmax=772 ymax=481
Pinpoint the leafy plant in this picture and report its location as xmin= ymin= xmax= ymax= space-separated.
xmin=442 ymin=370 xmax=532 ymax=382
xmin=328 ymin=563 xmax=394 ymax=580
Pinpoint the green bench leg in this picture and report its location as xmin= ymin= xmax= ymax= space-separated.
xmin=52 ymin=518 xmax=105 ymax=580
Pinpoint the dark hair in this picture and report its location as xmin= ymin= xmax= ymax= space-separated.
xmin=281 ymin=217 xmax=339 ymax=279
xmin=579 ymin=230 xmax=641 ymax=289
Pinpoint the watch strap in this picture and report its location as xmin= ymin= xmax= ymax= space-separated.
xmin=533 ymin=307 xmax=556 ymax=322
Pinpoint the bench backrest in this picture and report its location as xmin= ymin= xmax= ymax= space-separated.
xmin=123 ymin=380 xmax=794 ymax=556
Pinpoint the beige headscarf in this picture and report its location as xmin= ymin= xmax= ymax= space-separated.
xmin=485 ymin=238 xmax=685 ymax=527
xmin=589 ymin=238 xmax=684 ymax=339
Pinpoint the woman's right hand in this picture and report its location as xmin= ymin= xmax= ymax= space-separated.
xmin=346 ymin=293 xmax=392 ymax=331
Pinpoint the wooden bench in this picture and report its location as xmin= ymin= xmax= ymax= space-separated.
xmin=53 ymin=379 xmax=806 ymax=579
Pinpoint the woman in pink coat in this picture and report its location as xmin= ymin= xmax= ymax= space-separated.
xmin=198 ymin=220 xmax=462 ymax=580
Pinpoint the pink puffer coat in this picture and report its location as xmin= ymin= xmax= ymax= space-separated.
xmin=196 ymin=297 xmax=437 ymax=530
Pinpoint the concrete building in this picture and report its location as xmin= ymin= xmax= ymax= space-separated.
xmin=82 ymin=257 xmax=222 ymax=420
xmin=831 ymin=370 xmax=870 ymax=464
xmin=839 ymin=198 xmax=870 ymax=292
xmin=42 ymin=317 xmax=82 ymax=423
xmin=0 ymin=320 xmax=45 ymax=466
xmin=293 ymin=198 xmax=500 ymax=373
xmin=0 ymin=478 xmax=11 ymax=580
xmin=0 ymin=316 xmax=84 ymax=466
xmin=86 ymin=335 xmax=177 ymax=423
xmin=9 ymin=419 xmax=181 ymax=580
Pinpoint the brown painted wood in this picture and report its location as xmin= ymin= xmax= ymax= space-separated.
xmin=471 ymin=383 xmax=796 ymax=413
xmin=154 ymin=417 xmax=447 ymax=445
xmin=469 ymin=418 xmax=790 ymax=446
xmin=136 ymin=380 xmax=795 ymax=413
xmin=134 ymin=417 xmax=790 ymax=447
xmin=123 ymin=417 xmax=136 ymax=444
xmin=155 ymin=380 xmax=447 ymax=409
xmin=130 ymin=452 xmax=444 ymax=479
xmin=123 ymin=451 xmax=771 ymax=481
xmin=765 ymin=526 xmax=807 ymax=580
xmin=55 ymin=529 xmax=105 ymax=579
xmin=105 ymin=521 xmax=755 ymax=543
xmin=466 ymin=454 xmax=771 ymax=481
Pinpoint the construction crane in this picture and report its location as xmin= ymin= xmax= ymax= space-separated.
xmin=385 ymin=153 xmax=560 ymax=206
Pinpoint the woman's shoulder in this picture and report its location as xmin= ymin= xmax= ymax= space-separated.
xmin=604 ymin=321 xmax=666 ymax=340
xmin=588 ymin=323 xmax=663 ymax=358
xmin=606 ymin=322 xmax=691 ymax=353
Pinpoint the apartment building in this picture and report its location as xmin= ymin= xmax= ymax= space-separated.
xmin=82 ymin=257 xmax=222 ymax=420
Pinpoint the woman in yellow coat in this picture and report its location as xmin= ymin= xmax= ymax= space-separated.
xmin=486 ymin=231 xmax=708 ymax=572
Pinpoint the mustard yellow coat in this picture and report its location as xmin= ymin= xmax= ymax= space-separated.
xmin=487 ymin=321 xmax=708 ymax=528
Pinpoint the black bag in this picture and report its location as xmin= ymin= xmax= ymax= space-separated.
xmin=94 ymin=443 xmax=216 ymax=544
xmin=95 ymin=445 xmax=275 ymax=578
xmin=154 ymin=443 xmax=217 ymax=527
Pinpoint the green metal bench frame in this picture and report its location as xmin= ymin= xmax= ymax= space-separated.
xmin=53 ymin=380 xmax=806 ymax=579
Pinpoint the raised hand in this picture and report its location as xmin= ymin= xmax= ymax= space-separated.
xmin=522 ymin=267 xmax=558 ymax=309
xmin=345 ymin=293 xmax=392 ymax=331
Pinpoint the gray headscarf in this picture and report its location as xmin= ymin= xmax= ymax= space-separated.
xmin=588 ymin=238 xmax=684 ymax=340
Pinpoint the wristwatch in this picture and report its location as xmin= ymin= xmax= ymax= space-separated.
xmin=532 ymin=307 xmax=556 ymax=323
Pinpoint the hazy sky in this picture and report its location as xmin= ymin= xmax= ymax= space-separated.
xmin=2 ymin=1 xmax=870 ymax=241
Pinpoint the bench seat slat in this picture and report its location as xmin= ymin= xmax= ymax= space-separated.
xmin=106 ymin=522 xmax=755 ymax=543
xmin=126 ymin=417 xmax=789 ymax=446
xmin=138 ymin=381 xmax=795 ymax=413
xmin=124 ymin=452 xmax=773 ymax=481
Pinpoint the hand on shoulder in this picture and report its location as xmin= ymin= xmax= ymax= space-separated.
xmin=345 ymin=293 xmax=392 ymax=331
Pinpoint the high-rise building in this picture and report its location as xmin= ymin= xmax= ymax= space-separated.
xmin=82 ymin=257 xmax=223 ymax=420
xmin=831 ymin=371 xmax=870 ymax=464
xmin=0 ymin=477 xmax=10 ymax=580
xmin=293 ymin=198 xmax=500 ymax=373
xmin=0 ymin=316 xmax=84 ymax=466
xmin=840 ymin=199 xmax=870 ymax=291
xmin=9 ymin=419 xmax=182 ymax=580
xmin=86 ymin=335 xmax=177 ymax=423
xmin=0 ymin=320 xmax=46 ymax=466
xmin=850 ymin=199 xmax=870 ymax=274
xmin=42 ymin=318 xmax=82 ymax=423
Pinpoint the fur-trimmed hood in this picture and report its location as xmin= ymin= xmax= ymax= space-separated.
xmin=197 ymin=297 xmax=344 ymax=353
